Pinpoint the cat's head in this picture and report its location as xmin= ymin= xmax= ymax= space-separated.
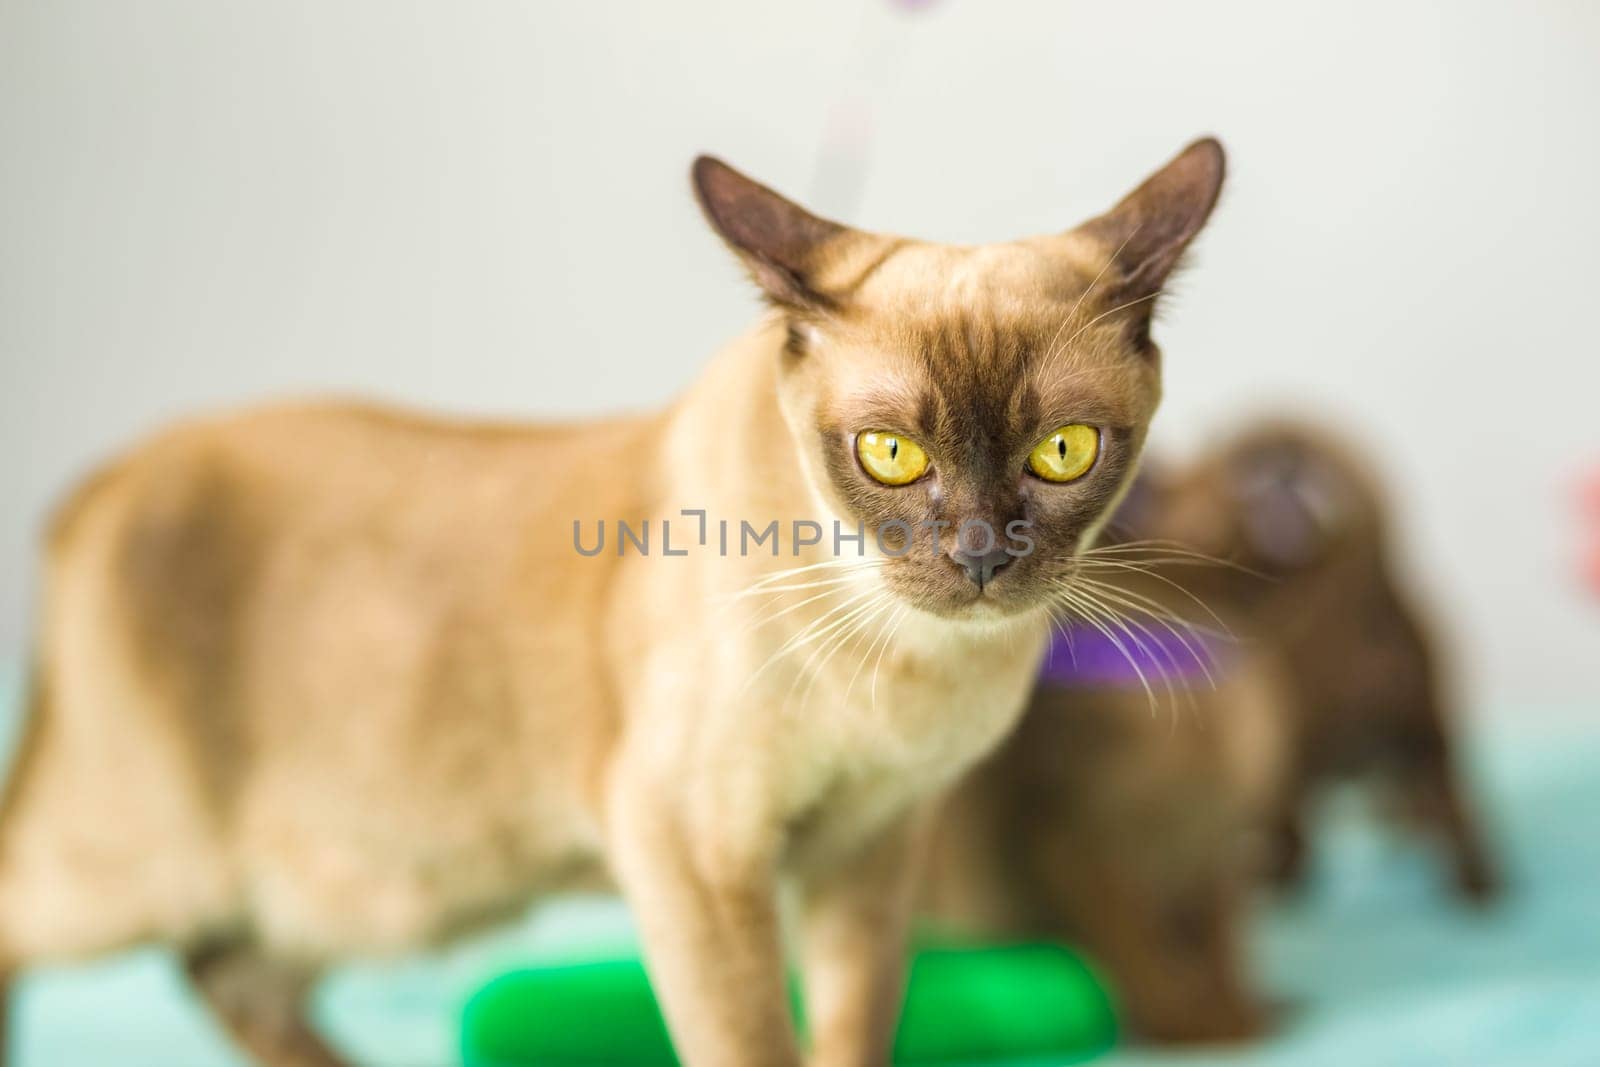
xmin=1134 ymin=419 xmax=1391 ymax=607
xmin=694 ymin=140 xmax=1224 ymax=621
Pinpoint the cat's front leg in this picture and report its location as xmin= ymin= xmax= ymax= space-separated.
xmin=607 ymin=765 xmax=802 ymax=1067
xmin=798 ymin=806 xmax=931 ymax=1067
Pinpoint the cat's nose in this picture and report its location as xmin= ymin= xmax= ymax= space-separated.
xmin=949 ymin=547 xmax=1012 ymax=591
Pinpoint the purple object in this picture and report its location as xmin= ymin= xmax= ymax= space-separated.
xmin=1039 ymin=623 xmax=1229 ymax=688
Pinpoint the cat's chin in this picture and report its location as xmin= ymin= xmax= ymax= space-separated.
xmin=901 ymin=591 xmax=1049 ymax=631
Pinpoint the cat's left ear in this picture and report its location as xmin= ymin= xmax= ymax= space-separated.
xmin=1079 ymin=137 xmax=1226 ymax=343
xmin=692 ymin=156 xmax=850 ymax=311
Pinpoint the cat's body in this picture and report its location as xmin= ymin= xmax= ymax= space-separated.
xmin=1150 ymin=421 xmax=1498 ymax=899
xmin=7 ymin=343 xmax=1040 ymax=1065
xmin=0 ymin=142 xmax=1224 ymax=1066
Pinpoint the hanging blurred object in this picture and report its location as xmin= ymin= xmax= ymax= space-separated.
xmin=808 ymin=0 xmax=942 ymax=218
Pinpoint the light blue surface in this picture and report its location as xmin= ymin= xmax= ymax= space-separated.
xmin=2 ymin=661 xmax=1597 ymax=1065
xmin=1106 ymin=716 xmax=1600 ymax=1067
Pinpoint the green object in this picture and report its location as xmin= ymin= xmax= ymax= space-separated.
xmin=462 ymin=942 xmax=1116 ymax=1067
xmin=463 ymin=958 xmax=675 ymax=1067
xmin=894 ymin=943 xmax=1116 ymax=1064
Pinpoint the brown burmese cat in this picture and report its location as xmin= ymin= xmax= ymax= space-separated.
xmin=926 ymin=421 xmax=1498 ymax=1046
xmin=1151 ymin=419 xmax=1499 ymax=900
xmin=0 ymin=139 xmax=1224 ymax=1066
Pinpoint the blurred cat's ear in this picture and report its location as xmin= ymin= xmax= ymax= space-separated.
xmin=692 ymin=156 xmax=848 ymax=310
xmin=1079 ymin=137 xmax=1226 ymax=342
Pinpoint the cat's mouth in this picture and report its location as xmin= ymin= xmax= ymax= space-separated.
xmin=882 ymin=555 xmax=1046 ymax=621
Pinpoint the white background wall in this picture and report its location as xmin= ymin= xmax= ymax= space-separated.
xmin=2 ymin=1 xmax=1596 ymax=715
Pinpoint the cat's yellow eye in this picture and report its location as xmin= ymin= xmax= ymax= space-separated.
xmin=1027 ymin=424 xmax=1100 ymax=483
xmin=856 ymin=431 xmax=930 ymax=486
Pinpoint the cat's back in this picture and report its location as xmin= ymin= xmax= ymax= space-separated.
xmin=68 ymin=396 xmax=627 ymax=503
xmin=49 ymin=397 xmax=653 ymax=569
xmin=43 ymin=398 xmax=655 ymax=700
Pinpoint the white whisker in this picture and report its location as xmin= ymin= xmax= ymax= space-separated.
xmin=1049 ymin=582 xmax=1158 ymax=715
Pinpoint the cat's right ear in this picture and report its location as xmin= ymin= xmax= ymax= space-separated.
xmin=692 ymin=156 xmax=847 ymax=311
xmin=1076 ymin=138 xmax=1227 ymax=344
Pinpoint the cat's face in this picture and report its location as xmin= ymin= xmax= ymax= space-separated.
xmin=777 ymin=252 xmax=1161 ymax=620
xmin=694 ymin=141 xmax=1224 ymax=621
